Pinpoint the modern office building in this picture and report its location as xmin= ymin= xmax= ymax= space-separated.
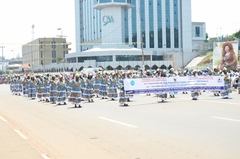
xmin=66 ymin=0 xmax=200 ymax=69
xmin=22 ymin=38 xmax=71 ymax=71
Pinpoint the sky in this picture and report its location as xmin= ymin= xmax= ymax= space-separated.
xmin=0 ymin=0 xmax=240 ymax=60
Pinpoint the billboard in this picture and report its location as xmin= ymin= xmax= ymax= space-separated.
xmin=213 ymin=41 xmax=238 ymax=70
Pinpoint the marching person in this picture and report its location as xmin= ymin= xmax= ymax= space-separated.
xmin=168 ymin=68 xmax=178 ymax=98
xmin=43 ymin=75 xmax=51 ymax=102
xmin=220 ymin=67 xmax=232 ymax=99
xmin=79 ymin=74 xmax=86 ymax=101
xmin=118 ymin=72 xmax=129 ymax=106
xmin=191 ymin=69 xmax=200 ymax=100
xmin=99 ymin=72 xmax=109 ymax=99
xmin=107 ymin=73 xmax=118 ymax=101
xmin=211 ymin=68 xmax=221 ymax=96
xmin=236 ymin=72 xmax=240 ymax=94
xmin=36 ymin=75 xmax=44 ymax=101
xmin=56 ymin=74 xmax=67 ymax=105
xmin=93 ymin=72 xmax=101 ymax=98
xmin=70 ymin=74 xmax=82 ymax=107
xmin=28 ymin=75 xmax=36 ymax=100
xmin=50 ymin=75 xmax=57 ymax=104
xmin=84 ymin=73 xmax=94 ymax=102
xmin=156 ymin=69 xmax=168 ymax=102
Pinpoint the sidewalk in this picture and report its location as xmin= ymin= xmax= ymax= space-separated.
xmin=0 ymin=119 xmax=43 ymax=159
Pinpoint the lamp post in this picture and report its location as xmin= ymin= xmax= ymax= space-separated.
xmin=138 ymin=1 xmax=144 ymax=71
xmin=57 ymin=28 xmax=63 ymax=38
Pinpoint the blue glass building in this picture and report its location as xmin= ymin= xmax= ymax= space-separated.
xmin=74 ymin=0 xmax=195 ymax=69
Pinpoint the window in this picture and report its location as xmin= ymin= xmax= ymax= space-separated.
xmin=195 ymin=26 xmax=200 ymax=37
xmin=152 ymin=55 xmax=163 ymax=61
xmin=116 ymin=55 xmax=150 ymax=61
xmin=114 ymin=0 xmax=126 ymax=2
xmin=99 ymin=0 xmax=111 ymax=3
xmin=52 ymin=60 xmax=56 ymax=63
xmin=52 ymin=42 xmax=56 ymax=49
xmin=77 ymin=56 xmax=113 ymax=62
xmin=157 ymin=0 xmax=162 ymax=48
xmin=174 ymin=0 xmax=179 ymax=48
xmin=131 ymin=0 xmax=137 ymax=48
xmin=52 ymin=51 xmax=56 ymax=58
xmin=40 ymin=51 xmax=43 ymax=58
xmin=149 ymin=0 xmax=154 ymax=48
xmin=124 ymin=10 xmax=129 ymax=43
xmin=140 ymin=0 xmax=146 ymax=48
xmin=165 ymin=0 xmax=171 ymax=48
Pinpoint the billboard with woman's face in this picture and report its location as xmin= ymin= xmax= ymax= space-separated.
xmin=213 ymin=41 xmax=238 ymax=71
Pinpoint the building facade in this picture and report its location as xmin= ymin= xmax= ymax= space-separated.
xmin=192 ymin=22 xmax=206 ymax=54
xmin=22 ymin=38 xmax=71 ymax=69
xmin=73 ymin=0 xmax=196 ymax=68
xmin=32 ymin=0 xmax=205 ymax=72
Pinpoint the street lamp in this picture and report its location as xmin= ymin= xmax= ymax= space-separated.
xmin=138 ymin=2 xmax=144 ymax=71
xmin=57 ymin=28 xmax=63 ymax=38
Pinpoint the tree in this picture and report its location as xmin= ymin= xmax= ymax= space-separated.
xmin=233 ymin=30 xmax=240 ymax=39
xmin=57 ymin=57 xmax=63 ymax=64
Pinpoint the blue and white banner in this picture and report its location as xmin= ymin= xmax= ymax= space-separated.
xmin=124 ymin=76 xmax=225 ymax=94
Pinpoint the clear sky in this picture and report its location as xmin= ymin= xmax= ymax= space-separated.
xmin=0 ymin=0 xmax=240 ymax=60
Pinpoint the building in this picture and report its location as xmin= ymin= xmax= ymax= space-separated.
xmin=192 ymin=22 xmax=206 ymax=54
xmin=66 ymin=0 xmax=201 ymax=70
xmin=22 ymin=38 xmax=71 ymax=71
xmin=7 ymin=60 xmax=22 ymax=71
xmin=31 ymin=0 xmax=205 ymax=72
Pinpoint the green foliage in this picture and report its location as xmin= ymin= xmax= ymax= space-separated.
xmin=197 ymin=52 xmax=213 ymax=67
xmin=233 ymin=30 xmax=240 ymax=39
xmin=57 ymin=57 xmax=63 ymax=64
xmin=0 ymin=70 xmax=10 ymax=74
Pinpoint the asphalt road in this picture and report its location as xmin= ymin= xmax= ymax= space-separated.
xmin=0 ymin=84 xmax=240 ymax=159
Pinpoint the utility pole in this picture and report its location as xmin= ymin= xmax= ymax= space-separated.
xmin=138 ymin=0 xmax=144 ymax=71
xmin=0 ymin=46 xmax=5 ymax=71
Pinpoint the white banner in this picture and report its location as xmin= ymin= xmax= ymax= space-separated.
xmin=124 ymin=76 xmax=225 ymax=94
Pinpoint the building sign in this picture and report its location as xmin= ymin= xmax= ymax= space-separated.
xmin=102 ymin=15 xmax=114 ymax=26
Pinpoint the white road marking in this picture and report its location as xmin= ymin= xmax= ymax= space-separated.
xmin=172 ymin=97 xmax=240 ymax=106
xmin=211 ymin=116 xmax=240 ymax=123
xmin=0 ymin=115 xmax=7 ymax=122
xmin=99 ymin=117 xmax=138 ymax=128
xmin=202 ymin=100 xmax=240 ymax=105
xmin=42 ymin=154 xmax=51 ymax=159
xmin=14 ymin=129 xmax=28 ymax=140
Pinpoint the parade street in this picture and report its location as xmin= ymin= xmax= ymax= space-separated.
xmin=0 ymin=84 xmax=240 ymax=159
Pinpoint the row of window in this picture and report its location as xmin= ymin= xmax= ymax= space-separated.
xmin=77 ymin=55 xmax=164 ymax=62
xmin=39 ymin=42 xmax=68 ymax=49
xmin=95 ymin=0 xmax=131 ymax=3
xmin=80 ymin=0 xmax=180 ymax=51
xmin=40 ymin=51 xmax=66 ymax=59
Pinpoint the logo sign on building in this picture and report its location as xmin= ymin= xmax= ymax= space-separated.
xmin=102 ymin=15 xmax=114 ymax=26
